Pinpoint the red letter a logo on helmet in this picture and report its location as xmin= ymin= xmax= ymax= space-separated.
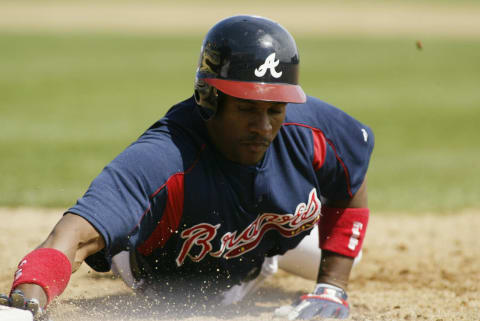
xmin=255 ymin=53 xmax=283 ymax=79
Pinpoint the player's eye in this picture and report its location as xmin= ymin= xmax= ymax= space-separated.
xmin=238 ymin=105 xmax=255 ymax=112
xmin=268 ymin=103 xmax=286 ymax=115
xmin=268 ymin=108 xmax=283 ymax=115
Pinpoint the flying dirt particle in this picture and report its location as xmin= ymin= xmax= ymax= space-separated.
xmin=399 ymin=269 xmax=410 ymax=275
xmin=416 ymin=40 xmax=423 ymax=50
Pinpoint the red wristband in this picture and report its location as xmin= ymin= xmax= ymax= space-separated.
xmin=318 ymin=207 xmax=369 ymax=257
xmin=12 ymin=248 xmax=72 ymax=306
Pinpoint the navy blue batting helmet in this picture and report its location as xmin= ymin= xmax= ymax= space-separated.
xmin=194 ymin=15 xmax=306 ymax=118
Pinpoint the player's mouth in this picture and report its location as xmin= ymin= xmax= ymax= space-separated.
xmin=239 ymin=139 xmax=269 ymax=156
xmin=243 ymin=142 xmax=268 ymax=151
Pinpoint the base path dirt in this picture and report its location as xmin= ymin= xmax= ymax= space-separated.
xmin=0 ymin=208 xmax=478 ymax=320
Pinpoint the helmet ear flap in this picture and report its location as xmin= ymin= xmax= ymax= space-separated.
xmin=194 ymin=79 xmax=218 ymax=120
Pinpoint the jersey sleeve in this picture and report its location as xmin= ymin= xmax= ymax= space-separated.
xmin=308 ymin=98 xmax=375 ymax=200
xmin=66 ymin=130 xmax=178 ymax=272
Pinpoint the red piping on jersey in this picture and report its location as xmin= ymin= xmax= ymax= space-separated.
xmin=311 ymin=128 xmax=327 ymax=171
xmin=283 ymin=122 xmax=353 ymax=198
xmin=136 ymin=144 xmax=206 ymax=256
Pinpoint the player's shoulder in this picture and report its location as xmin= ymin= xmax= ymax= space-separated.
xmin=285 ymin=95 xmax=352 ymax=127
xmin=116 ymin=96 xmax=205 ymax=175
xmin=137 ymin=96 xmax=206 ymax=148
xmin=284 ymin=95 xmax=374 ymax=153
xmin=145 ymin=96 xmax=201 ymax=134
xmin=285 ymin=95 xmax=373 ymax=136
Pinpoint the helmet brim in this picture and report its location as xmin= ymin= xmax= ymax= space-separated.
xmin=204 ymin=78 xmax=306 ymax=104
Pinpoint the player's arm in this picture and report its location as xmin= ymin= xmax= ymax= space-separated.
xmin=275 ymin=100 xmax=374 ymax=320
xmin=275 ymin=178 xmax=369 ymax=320
xmin=1 ymin=213 xmax=104 ymax=314
xmin=317 ymin=176 xmax=368 ymax=289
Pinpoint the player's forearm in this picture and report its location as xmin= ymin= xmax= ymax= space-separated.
xmin=318 ymin=177 xmax=368 ymax=289
xmin=12 ymin=214 xmax=105 ymax=308
xmin=317 ymin=250 xmax=354 ymax=290
xmin=38 ymin=214 xmax=105 ymax=272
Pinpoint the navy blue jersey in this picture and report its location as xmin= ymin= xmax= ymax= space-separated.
xmin=67 ymin=95 xmax=374 ymax=295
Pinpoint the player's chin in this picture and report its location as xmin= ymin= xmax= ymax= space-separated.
xmin=237 ymin=144 xmax=268 ymax=165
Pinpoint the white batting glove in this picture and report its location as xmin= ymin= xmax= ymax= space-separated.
xmin=274 ymin=283 xmax=349 ymax=320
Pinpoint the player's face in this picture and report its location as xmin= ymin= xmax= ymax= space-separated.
xmin=206 ymin=95 xmax=287 ymax=165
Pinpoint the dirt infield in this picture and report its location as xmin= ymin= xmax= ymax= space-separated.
xmin=1 ymin=1 xmax=480 ymax=37
xmin=0 ymin=208 xmax=478 ymax=320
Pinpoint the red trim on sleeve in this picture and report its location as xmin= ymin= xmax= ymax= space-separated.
xmin=318 ymin=207 xmax=369 ymax=258
xmin=311 ymin=128 xmax=327 ymax=171
xmin=283 ymin=123 xmax=352 ymax=197
xmin=136 ymin=144 xmax=205 ymax=256
xmin=137 ymin=173 xmax=185 ymax=255
xmin=12 ymin=248 xmax=72 ymax=306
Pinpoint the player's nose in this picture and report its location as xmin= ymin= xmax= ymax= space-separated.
xmin=249 ymin=111 xmax=273 ymax=136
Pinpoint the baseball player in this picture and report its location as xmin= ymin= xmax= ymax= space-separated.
xmin=0 ymin=15 xmax=374 ymax=320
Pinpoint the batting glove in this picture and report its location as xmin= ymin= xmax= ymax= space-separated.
xmin=274 ymin=283 xmax=349 ymax=320
xmin=0 ymin=289 xmax=48 ymax=320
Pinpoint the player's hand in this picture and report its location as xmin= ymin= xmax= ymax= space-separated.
xmin=0 ymin=289 xmax=45 ymax=320
xmin=274 ymin=283 xmax=349 ymax=320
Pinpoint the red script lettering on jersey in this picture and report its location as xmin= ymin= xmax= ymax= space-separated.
xmin=176 ymin=188 xmax=321 ymax=266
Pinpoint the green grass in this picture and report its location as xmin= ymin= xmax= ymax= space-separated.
xmin=0 ymin=33 xmax=200 ymax=206
xmin=298 ymin=37 xmax=480 ymax=213
xmin=1 ymin=33 xmax=479 ymax=213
